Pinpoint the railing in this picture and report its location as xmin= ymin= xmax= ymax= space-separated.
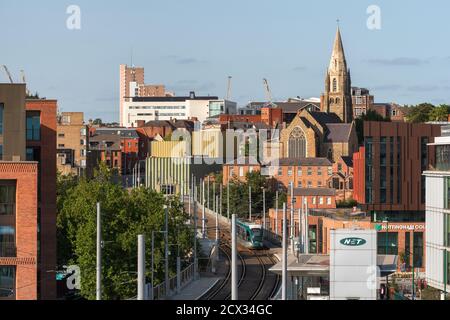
xmin=0 ymin=242 xmax=16 ymax=258
xmin=151 ymin=263 xmax=196 ymax=300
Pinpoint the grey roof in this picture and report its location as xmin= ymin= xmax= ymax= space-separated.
xmin=293 ymin=188 xmax=336 ymax=197
xmin=325 ymin=123 xmax=353 ymax=143
xmin=309 ymin=112 xmax=342 ymax=127
xmin=96 ymin=128 xmax=139 ymax=138
xmin=340 ymin=156 xmax=353 ymax=167
xmin=89 ymin=134 xmax=121 ymax=150
xmin=276 ymin=158 xmax=332 ymax=167
xmin=144 ymin=120 xmax=175 ymax=128
xmin=172 ymin=120 xmax=195 ymax=130
xmin=245 ymin=101 xmax=320 ymax=114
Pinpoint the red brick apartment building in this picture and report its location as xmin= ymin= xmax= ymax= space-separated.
xmin=0 ymin=84 xmax=57 ymax=300
xmin=353 ymin=121 xmax=441 ymax=270
xmin=25 ymin=99 xmax=57 ymax=300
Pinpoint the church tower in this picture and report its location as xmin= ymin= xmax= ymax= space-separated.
xmin=320 ymin=26 xmax=353 ymax=123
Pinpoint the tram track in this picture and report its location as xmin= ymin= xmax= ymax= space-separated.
xmin=190 ymin=200 xmax=280 ymax=300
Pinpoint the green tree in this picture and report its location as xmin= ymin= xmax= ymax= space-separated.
xmin=429 ymin=104 xmax=450 ymax=122
xmin=57 ymin=164 xmax=193 ymax=300
xmin=405 ymin=103 xmax=435 ymax=123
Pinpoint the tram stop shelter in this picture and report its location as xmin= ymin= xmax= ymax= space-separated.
xmin=270 ymin=253 xmax=398 ymax=300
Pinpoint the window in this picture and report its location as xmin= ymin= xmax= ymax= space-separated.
xmin=0 ymin=182 xmax=16 ymax=216
xmin=0 ymin=145 xmax=2 ymax=160
xmin=58 ymin=133 xmax=65 ymax=138
xmin=297 ymin=168 xmax=302 ymax=177
xmin=0 ymin=103 xmax=3 ymax=135
xmin=319 ymin=197 xmax=324 ymax=205
xmin=58 ymin=144 xmax=65 ymax=148
xmin=289 ymin=127 xmax=306 ymax=158
xmin=327 ymin=197 xmax=332 ymax=205
xmin=0 ymin=226 xmax=15 ymax=257
xmin=413 ymin=232 xmax=424 ymax=268
xmin=0 ymin=266 xmax=15 ymax=299
xmin=328 ymin=167 xmax=333 ymax=176
xmin=287 ymin=167 xmax=293 ymax=176
xmin=26 ymin=111 xmax=41 ymax=141
xmin=333 ymin=78 xmax=337 ymax=92
xmin=229 ymin=166 xmax=234 ymax=177
xmin=307 ymin=167 xmax=312 ymax=176
xmin=377 ymin=232 xmax=398 ymax=255
xmin=297 ymin=181 xmax=302 ymax=188
xmin=307 ymin=181 xmax=312 ymax=188
xmin=312 ymin=197 xmax=316 ymax=205
xmin=278 ymin=167 xmax=283 ymax=176
xmin=318 ymin=181 xmax=322 ymax=187
xmin=318 ymin=168 xmax=322 ymax=176
xmin=239 ymin=167 xmax=244 ymax=177
xmin=249 ymin=166 xmax=254 ymax=173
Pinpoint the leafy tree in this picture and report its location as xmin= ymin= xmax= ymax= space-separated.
xmin=405 ymin=103 xmax=435 ymax=123
xmin=429 ymin=104 xmax=450 ymax=122
xmin=57 ymin=164 xmax=193 ymax=300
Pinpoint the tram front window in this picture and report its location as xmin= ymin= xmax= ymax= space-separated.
xmin=252 ymin=228 xmax=262 ymax=239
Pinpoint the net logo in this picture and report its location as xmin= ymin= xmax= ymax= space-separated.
xmin=340 ymin=237 xmax=367 ymax=246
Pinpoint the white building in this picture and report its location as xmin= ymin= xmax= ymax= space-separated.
xmin=424 ymin=126 xmax=450 ymax=298
xmin=122 ymin=91 xmax=236 ymax=127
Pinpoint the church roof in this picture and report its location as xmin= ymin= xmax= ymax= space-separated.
xmin=325 ymin=123 xmax=353 ymax=143
xmin=309 ymin=112 xmax=342 ymax=127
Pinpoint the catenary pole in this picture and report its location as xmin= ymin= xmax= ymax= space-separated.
xmin=231 ymin=214 xmax=238 ymax=300
xmin=96 ymin=202 xmax=102 ymax=300
xmin=282 ymin=203 xmax=288 ymax=301
xmin=137 ymin=235 xmax=146 ymax=300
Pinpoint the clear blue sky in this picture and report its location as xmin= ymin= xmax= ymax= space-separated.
xmin=1 ymin=0 xmax=450 ymax=122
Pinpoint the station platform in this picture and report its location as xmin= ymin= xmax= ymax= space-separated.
xmin=170 ymin=276 xmax=221 ymax=300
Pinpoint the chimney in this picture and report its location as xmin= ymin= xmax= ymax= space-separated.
xmin=189 ymin=91 xmax=196 ymax=99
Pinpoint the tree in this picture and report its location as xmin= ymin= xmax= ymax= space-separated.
xmin=405 ymin=103 xmax=435 ymax=123
xmin=57 ymin=164 xmax=193 ymax=300
xmin=429 ymin=104 xmax=450 ymax=122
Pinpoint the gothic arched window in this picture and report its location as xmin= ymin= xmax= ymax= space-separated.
xmin=333 ymin=78 xmax=337 ymax=92
xmin=329 ymin=98 xmax=334 ymax=104
xmin=335 ymin=98 xmax=340 ymax=104
xmin=289 ymin=127 xmax=307 ymax=158
xmin=327 ymin=148 xmax=333 ymax=161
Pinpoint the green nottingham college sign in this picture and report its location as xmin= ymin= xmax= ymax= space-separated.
xmin=340 ymin=237 xmax=367 ymax=247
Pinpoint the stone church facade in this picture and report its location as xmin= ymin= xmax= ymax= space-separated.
xmin=280 ymin=27 xmax=358 ymax=163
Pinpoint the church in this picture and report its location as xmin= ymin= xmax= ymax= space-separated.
xmin=280 ymin=27 xmax=358 ymax=163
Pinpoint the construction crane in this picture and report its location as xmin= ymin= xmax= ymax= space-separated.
xmin=263 ymin=78 xmax=273 ymax=105
xmin=226 ymin=76 xmax=232 ymax=101
xmin=1 ymin=65 xmax=14 ymax=83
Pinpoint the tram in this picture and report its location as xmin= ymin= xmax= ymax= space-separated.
xmin=236 ymin=219 xmax=264 ymax=249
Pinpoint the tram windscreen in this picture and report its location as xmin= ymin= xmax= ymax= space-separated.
xmin=251 ymin=228 xmax=262 ymax=239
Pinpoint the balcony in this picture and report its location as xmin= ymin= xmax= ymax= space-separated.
xmin=0 ymin=242 xmax=16 ymax=258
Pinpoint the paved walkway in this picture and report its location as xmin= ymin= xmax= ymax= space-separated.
xmin=170 ymin=277 xmax=221 ymax=300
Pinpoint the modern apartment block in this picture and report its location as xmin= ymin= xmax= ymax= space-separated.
xmin=25 ymin=99 xmax=57 ymax=300
xmin=0 ymin=84 xmax=39 ymax=300
xmin=122 ymin=92 xmax=236 ymax=127
xmin=57 ymin=112 xmax=89 ymax=176
xmin=424 ymin=127 xmax=450 ymax=296
xmin=119 ymin=64 xmax=172 ymax=126
xmin=353 ymin=121 xmax=441 ymax=270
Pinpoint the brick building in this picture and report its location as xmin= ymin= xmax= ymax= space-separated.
xmin=353 ymin=121 xmax=442 ymax=270
xmin=351 ymin=87 xmax=374 ymax=118
xmin=25 ymin=99 xmax=57 ymax=300
xmin=0 ymin=84 xmax=43 ymax=300
xmin=57 ymin=112 xmax=89 ymax=176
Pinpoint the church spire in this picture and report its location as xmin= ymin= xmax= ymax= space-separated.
xmin=329 ymin=26 xmax=347 ymax=73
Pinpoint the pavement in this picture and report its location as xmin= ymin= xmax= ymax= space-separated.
xmin=170 ymin=276 xmax=221 ymax=300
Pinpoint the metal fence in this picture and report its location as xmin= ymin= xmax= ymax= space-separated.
xmin=151 ymin=263 xmax=196 ymax=300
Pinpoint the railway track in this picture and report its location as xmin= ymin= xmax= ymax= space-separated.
xmin=190 ymin=201 xmax=280 ymax=300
